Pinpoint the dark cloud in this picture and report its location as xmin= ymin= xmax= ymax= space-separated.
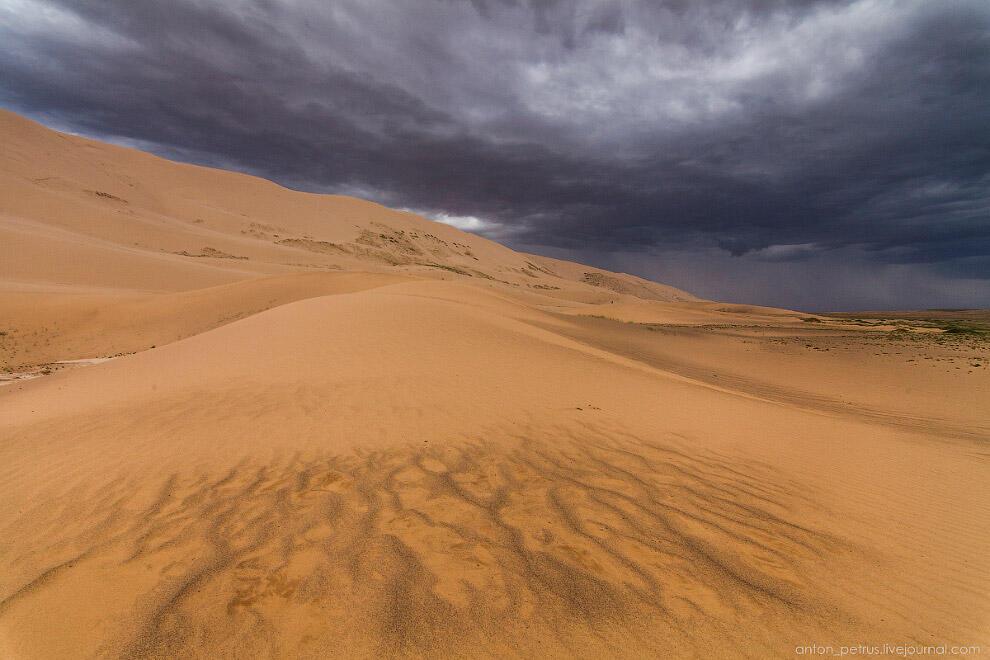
xmin=1 ymin=0 xmax=988 ymax=309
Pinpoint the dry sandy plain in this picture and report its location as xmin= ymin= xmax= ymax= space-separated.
xmin=1 ymin=109 xmax=988 ymax=658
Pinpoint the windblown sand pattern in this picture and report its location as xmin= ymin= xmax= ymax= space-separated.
xmin=2 ymin=424 xmax=863 ymax=658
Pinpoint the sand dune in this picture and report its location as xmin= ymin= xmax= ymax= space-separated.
xmin=1 ymin=111 xmax=989 ymax=658
xmin=0 ymin=110 xmax=692 ymax=303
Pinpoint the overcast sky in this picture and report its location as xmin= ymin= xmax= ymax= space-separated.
xmin=2 ymin=0 xmax=989 ymax=310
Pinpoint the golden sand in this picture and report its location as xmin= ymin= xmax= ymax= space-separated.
xmin=1 ymin=110 xmax=988 ymax=658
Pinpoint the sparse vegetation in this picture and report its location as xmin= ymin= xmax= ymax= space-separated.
xmin=937 ymin=321 xmax=990 ymax=336
xmin=419 ymin=262 xmax=473 ymax=276
xmin=89 ymin=190 xmax=127 ymax=202
xmin=175 ymin=246 xmax=248 ymax=260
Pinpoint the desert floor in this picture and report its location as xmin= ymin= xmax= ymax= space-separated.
xmin=1 ymin=110 xmax=988 ymax=658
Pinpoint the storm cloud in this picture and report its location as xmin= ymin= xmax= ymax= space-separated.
xmin=2 ymin=0 xmax=989 ymax=309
